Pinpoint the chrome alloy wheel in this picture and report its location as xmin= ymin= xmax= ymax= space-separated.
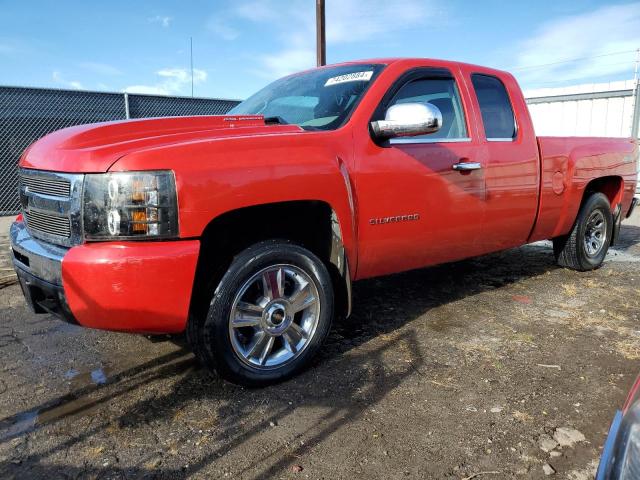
xmin=228 ymin=264 xmax=320 ymax=369
xmin=584 ymin=209 xmax=607 ymax=257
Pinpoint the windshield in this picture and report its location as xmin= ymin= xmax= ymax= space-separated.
xmin=229 ymin=64 xmax=385 ymax=130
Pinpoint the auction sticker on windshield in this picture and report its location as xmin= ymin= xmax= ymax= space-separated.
xmin=324 ymin=71 xmax=374 ymax=86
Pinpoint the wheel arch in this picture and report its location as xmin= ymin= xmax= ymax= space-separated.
xmin=189 ymin=200 xmax=352 ymax=329
xmin=582 ymin=176 xmax=624 ymax=244
xmin=582 ymin=175 xmax=624 ymax=209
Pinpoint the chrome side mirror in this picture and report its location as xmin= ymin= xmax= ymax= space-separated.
xmin=371 ymin=102 xmax=443 ymax=140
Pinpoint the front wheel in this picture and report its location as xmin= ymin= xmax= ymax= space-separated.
xmin=553 ymin=192 xmax=613 ymax=271
xmin=197 ymin=240 xmax=334 ymax=387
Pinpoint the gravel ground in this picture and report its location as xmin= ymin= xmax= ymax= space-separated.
xmin=0 ymin=217 xmax=16 ymax=289
xmin=0 ymin=213 xmax=639 ymax=479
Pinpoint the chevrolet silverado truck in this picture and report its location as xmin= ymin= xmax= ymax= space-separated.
xmin=10 ymin=58 xmax=639 ymax=386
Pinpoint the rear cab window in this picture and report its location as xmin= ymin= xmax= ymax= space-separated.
xmin=471 ymin=74 xmax=517 ymax=141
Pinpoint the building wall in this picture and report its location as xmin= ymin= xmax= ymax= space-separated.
xmin=524 ymin=80 xmax=637 ymax=138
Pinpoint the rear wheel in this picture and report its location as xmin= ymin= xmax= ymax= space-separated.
xmin=195 ymin=240 xmax=334 ymax=387
xmin=553 ymin=192 xmax=613 ymax=271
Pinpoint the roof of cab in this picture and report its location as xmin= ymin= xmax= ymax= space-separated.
xmin=326 ymin=57 xmax=511 ymax=77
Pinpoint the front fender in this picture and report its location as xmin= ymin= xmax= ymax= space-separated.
xmin=110 ymin=130 xmax=358 ymax=277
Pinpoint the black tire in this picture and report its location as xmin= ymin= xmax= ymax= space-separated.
xmin=194 ymin=240 xmax=334 ymax=387
xmin=553 ymin=192 xmax=613 ymax=271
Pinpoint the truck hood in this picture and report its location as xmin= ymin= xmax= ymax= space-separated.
xmin=20 ymin=115 xmax=304 ymax=173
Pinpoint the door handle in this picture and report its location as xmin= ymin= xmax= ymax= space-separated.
xmin=452 ymin=161 xmax=482 ymax=171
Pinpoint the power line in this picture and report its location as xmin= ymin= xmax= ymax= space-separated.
xmin=511 ymin=48 xmax=638 ymax=71
xmin=515 ymin=59 xmax=640 ymax=88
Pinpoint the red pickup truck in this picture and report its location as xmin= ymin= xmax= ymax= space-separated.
xmin=10 ymin=58 xmax=639 ymax=386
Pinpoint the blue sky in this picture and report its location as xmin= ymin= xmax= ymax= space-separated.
xmin=0 ymin=0 xmax=639 ymax=100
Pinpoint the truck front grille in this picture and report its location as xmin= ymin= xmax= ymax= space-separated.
xmin=19 ymin=169 xmax=84 ymax=247
xmin=20 ymin=174 xmax=71 ymax=198
xmin=24 ymin=210 xmax=71 ymax=238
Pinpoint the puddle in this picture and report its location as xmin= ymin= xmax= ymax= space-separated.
xmin=90 ymin=369 xmax=107 ymax=385
xmin=0 ymin=410 xmax=38 ymax=441
xmin=0 ymin=366 xmax=112 ymax=441
xmin=37 ymin=395 xmax=100 ymax=425
xmin=66 ymin=367 xmax=110 ymax=388
xmin=0 ymin=349 xmax=191 ymax=443
xmin=0 ymin=385 xmax=106 ymax=441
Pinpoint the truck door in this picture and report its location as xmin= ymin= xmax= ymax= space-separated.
xmin=353 ymin=67 xmax=487 ymax=278
xmin=466 ymin=71 xmax=540 ymax=252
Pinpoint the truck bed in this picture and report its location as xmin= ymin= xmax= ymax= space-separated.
xmin=529 ymin=136 xmax=639 ymax=243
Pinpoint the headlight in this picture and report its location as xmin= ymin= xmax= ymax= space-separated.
xmin=83 ymin=171 xmax=178 ymax=240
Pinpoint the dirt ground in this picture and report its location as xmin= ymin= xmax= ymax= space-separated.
xmin=0 ymin=213 xmax=639 ymax=480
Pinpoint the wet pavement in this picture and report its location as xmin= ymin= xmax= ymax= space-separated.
xmin=0 ymin=213 xmax=639 ymax=479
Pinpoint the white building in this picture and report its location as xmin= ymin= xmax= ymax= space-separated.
xmin=524 ymin=80 xmax=639 ymax=138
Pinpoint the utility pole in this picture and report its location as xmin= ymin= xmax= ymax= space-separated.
xmin=190 ymin=37 xmax=194 ymax=97
xmin=316 ymin=0 xmax=326 ymax=66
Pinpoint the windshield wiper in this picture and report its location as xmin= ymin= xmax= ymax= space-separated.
xmin=264 ymin=116 xmax=289 ymax=125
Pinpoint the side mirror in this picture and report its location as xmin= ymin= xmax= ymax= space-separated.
xmin=371 ymin=102 xmax=443 ymax=140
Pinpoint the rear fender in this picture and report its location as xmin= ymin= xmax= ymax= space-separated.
xmin=529 ymin=137 xmax=636 ymax=242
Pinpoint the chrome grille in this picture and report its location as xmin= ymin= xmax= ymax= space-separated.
xmin=24 ymin=210 xmax=71 ymax=238
xmin=20 ymin=174 xmax=70 ymax=197
xmin=19 ymin=168 xmax=84 ymax=247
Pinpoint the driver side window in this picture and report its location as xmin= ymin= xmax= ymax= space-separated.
xmin=389 ymin=76 xmax=468 ymax=141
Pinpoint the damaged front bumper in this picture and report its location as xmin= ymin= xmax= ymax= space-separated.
xmin=10 ymin=220 xmax=78 ymax=324
xmin=10 ymin=219 xmax=200 ymax=334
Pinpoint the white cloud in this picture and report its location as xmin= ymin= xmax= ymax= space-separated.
xmin=234 ymin=1 xmax=279 ymax=22
xmin=207 ymin=18 xmax=239 ymax=41
xmin=149 ymin=15 xmax=172 ymax=27
xmin=52 ymin=71 xmax=84 ymax=90
xmin=513 ymin=3 xmax=640 ymax=87
xmin=124 ymin=67 xmax=207 ymax=96
xmin=326 ymin=0 xmax=430 ymax=44
xmin=123 ymin=84 xmax=169 ymax=95
xmin=80 ymin=62 xmax=122 ymax=76
xmin=158 ymin=68 xmax=207 ymax=84
xmin=256 ymin=48 xmax=316 ymax=79
xmin=211 ymin=0 xmax=435 ymax=80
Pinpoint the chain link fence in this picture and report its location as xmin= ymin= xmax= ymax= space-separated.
xmin=0 ymin=86 xmax=240 ymax=215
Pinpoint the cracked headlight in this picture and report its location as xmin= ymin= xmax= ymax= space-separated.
xmin=83 ymin=171 xmax=178 ymax=240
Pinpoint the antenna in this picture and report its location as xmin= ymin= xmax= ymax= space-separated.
xmin=190 ymin=37 xmax=194 ymax=97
